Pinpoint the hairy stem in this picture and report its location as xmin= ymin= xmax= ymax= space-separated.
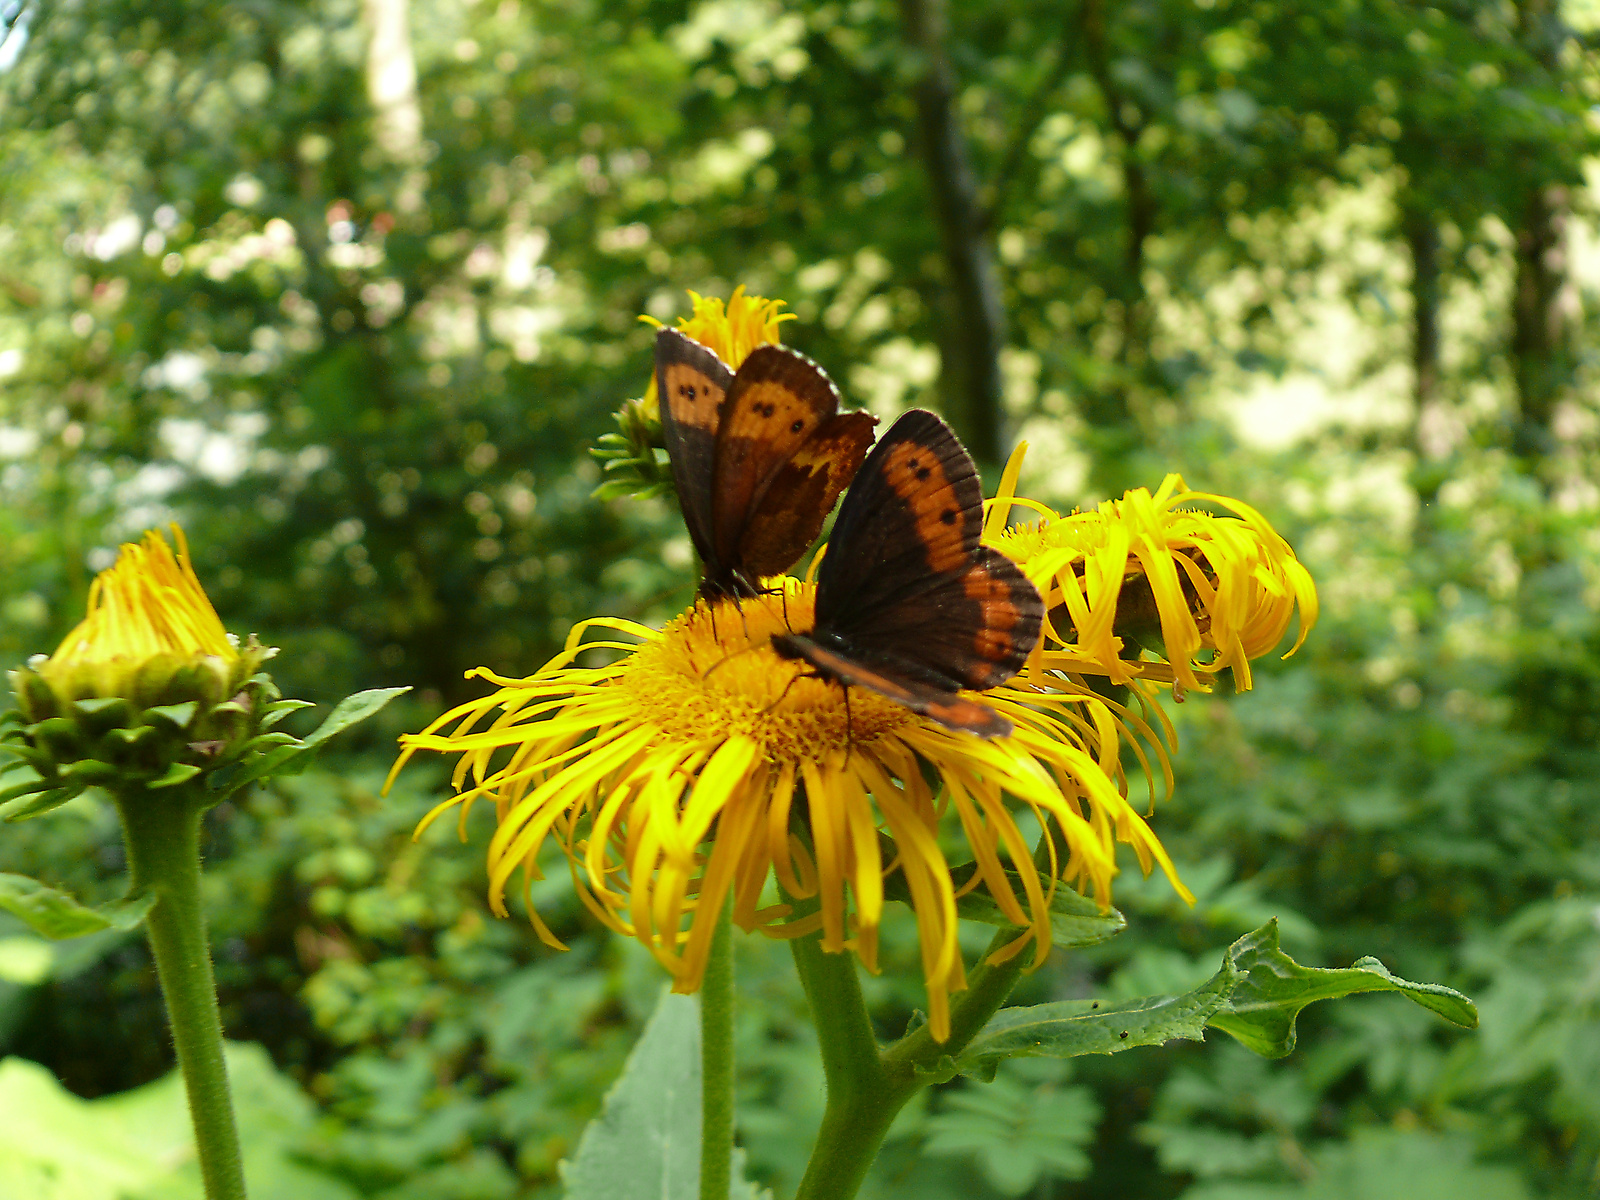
xmin=116 ymin=788 xmax=247 ymax=1200
xmin=789 ymin=926 xmax=912 ymax=1200
xmin=699 ymin=897 xmax=735 ymax=1200
xmin=789 ymin=901 xmax=1031 ymax=1199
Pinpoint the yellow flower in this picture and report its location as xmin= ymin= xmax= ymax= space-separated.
xmin=7 ymin=525 xmax=278 ymax=795
xmin=30 ymin=526 xmax=268 ymax=712
xmin=986 ymin=449 xmax=1318 ymax=696
xmin=637 ymin=286 xmax=795 ymax=414
xmin=390 ymin=584 xmax=1185 ymax=1042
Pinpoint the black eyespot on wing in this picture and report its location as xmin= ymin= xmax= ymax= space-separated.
xmin=712 ymin=345 xmax=872 ymax=585
xmin=656 ymin=328 xmax=733 ymax=570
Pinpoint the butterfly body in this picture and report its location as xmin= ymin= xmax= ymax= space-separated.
xmin=655 ymin=328 xmax=877 ymax=597
xmin=772 ymin=409 xmax=1043 ymax=738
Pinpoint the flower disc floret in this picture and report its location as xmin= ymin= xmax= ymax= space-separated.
xmin=393 ymin=582 xmax=1187 ymax=1041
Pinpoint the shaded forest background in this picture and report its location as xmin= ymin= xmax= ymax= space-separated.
xmin=2 ymin=0 xmax=1600 ymax=1196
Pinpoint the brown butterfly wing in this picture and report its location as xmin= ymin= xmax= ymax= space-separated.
xmin=808 ymin=409 xmax=1042 ymax=693
xmin=737 ymin=411 xmax=878 ymax=579
xmin=710 ymin=345 xmax=871 ymax=578
xmin=771 ymin=632 xmax=1014 ymax=738
xmin=655 ymin=327 xmax=733 ymax=570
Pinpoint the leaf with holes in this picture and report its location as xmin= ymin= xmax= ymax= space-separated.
xmin=955 ymin=920 xmax=1477 ymax=1072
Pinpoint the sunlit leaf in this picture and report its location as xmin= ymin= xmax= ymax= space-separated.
xmin=0 ymin=873 xmax=156 ymax=940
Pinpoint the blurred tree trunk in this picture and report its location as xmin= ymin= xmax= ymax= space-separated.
xmin=1510 ymin=0 xmax=1572 ymax=477
xmin=1081 ymin=0 xmax=1154 ymax=379
xmin=364 ymin=0 xmax=426 ymax=215
xmin=1403 ymin=203 xmax=1445 ymax=520
xmin=898 ymin=0 xmax=1006 ymax=467
xmin=1510 ymin=182 xmax=1569 ymax=468
xmin=1078 ymin=0 xmax=1153 ymax=490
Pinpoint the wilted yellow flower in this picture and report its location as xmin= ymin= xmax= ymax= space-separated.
xmin=986 ymin=451 xmax=1318 ymax=696
xmin=391 ymin=584 xmax=1185 ymax=1043
xmin=637 ymin=285 xmax=794 ymax=414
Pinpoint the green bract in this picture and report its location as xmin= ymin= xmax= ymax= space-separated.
xmin=591 ymin=394 xmax=672 ymax=502
xmin=1 ymin=662 xmax=297 ymax=818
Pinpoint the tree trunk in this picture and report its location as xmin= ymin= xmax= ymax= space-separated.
xmin=1403 ymin=204 xmax=1447 ymax=543
xmin=1509 ymin=0 xmax=1571 ymax=476
xmin=898 ymin=0 xmax=1007 ymax=467
xmin=364 ymin=0 xmax=426 ymax=215
xmin=1404 ymin=206 xmax=1443 ymax=464
xmin=1510 ymin=183 xmax=1568 ymax=467
xmin=1076 ymin=0 xmax=1154 ymax=490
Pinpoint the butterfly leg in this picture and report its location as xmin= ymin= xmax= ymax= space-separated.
xmin=760 ymin=670 xmax=807 ymax=715
xmin=702 ymin=641 xmax=764 ymax=683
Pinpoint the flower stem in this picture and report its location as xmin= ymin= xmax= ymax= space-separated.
xmin=699 ymin=895 xmax=735 ymax=1200
xmin=790 ymin=921 xmax=1032 ymax=1200
xmin=116 ymin=786 xmax=247 ymax=1200
xmin=883 ymin=928 xmax=1028 ymax=1068
xmin=788 ymin=926 xmax=916 ymax=1200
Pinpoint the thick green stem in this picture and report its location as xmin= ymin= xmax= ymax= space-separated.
xmin=789 ymin=929 xmax=916 ymax=1200
xmin=791 ymin=919 xmax=1033 ymax=1199
xmin=699 ymin=897 xmax=735 ymax=1200
xmin=116 ymin=787 xmax=247 ymax=1200
xmin=787 ymin=801 xmax=1061 ymax=1199
xmin=883 ymin=928 xmax=1028 ymax=1068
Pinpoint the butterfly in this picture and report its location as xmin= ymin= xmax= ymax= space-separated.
xmin=655 ymin=327 xmax=879 ymax=598
xmin=771 ymin=409 xmax=1043 ymax=738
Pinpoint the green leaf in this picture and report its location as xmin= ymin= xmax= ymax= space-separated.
xmin=956 ymin=954 xmax=1239 ymax=1072
xmin=922 ymin=1068 xmax=1099 ymax=1195
xmin=145 ymin=701 xmax=199 ymax=730
xmin=1207 ymin=919 xmax=1478 ymax=1057
xmin=0 ymin=1041 xmax=362 ymax=1200
xmin=0 ymin=874 xmax=157 ymax=940
xmin=210 ymin=687 xmax=410 ymax=800
xmin=2 ymin=786 xmax=80 ymax=822
xmin=148 ymin=761 xmax=203 ymax=789
xmin=561 ymin=988 xmax=765 ymax=1200
xmin=237 ymin=732 xmax=301 ymax=753
xmin=0 ymin=935 xmax=55 ymax=986
xmin=956 ymin=920 xmax=1478 ymax=1072
xmin=260 ymin=699 xmax=316 ymax=729
xmin=887 ymin=863 xmax=1126 ymax=949
xmin=0 ymin=773 xmax=57 ymax=805
xmin=300 ymin=686 xmax=412 ymax=750
xmin=72 ymin=696 xmax=136 ymax=732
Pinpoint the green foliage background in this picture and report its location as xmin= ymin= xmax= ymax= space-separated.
xmin=2 ymin=0 xmax=1599 ymax=1196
